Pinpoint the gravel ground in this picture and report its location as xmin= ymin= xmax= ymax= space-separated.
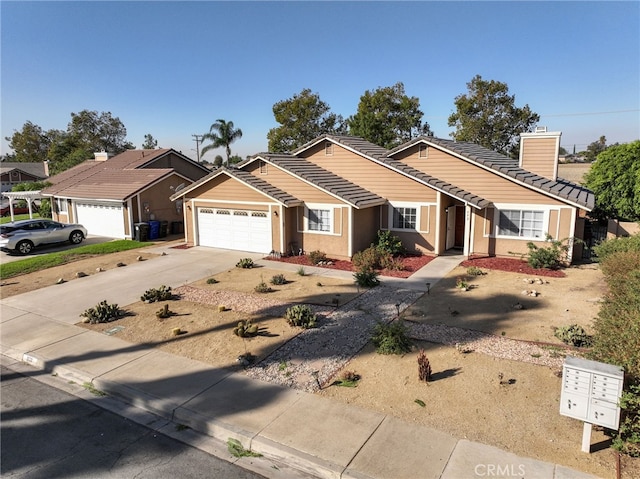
xmin=175 ymin=283 xmax=564 ymax=392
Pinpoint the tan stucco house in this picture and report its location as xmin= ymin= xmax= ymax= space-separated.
xmin=171 ymin=128 xmax=594 ymax=263
xmin=0 ymin=162 xmax=48 ymax=192
xmin=43 ymin=149 xmax=210 ymax=238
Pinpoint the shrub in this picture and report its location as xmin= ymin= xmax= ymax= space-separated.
xmin=466 ymin=266 xmax=485 ymax=276
xmin=352 ymin=246 xmax=381 ymax=270
xmin=233 ymin=320 xmax=259 ymax=337
xmin=206 ymin=278 xmax=219 ymax=284
xmin=354 ymin=267 xmax=380 ymax=287
xmin=254 ymin=280 xmax=272 ymax=293
xmin=455 ymin=277 xmax=470 ymax=290
xmin=236 ymin=258 xmax=254 ymax=269
xmin=270 ymin=273 xmax=287 ymax=285
xmin=417 ymin=349 xmax=432 ymax=382
xmin=296 ymin=266 xmax=306 ymax=276
xmin=80 ymin=300 xmax=122 ymax=324
xmin=284 ymin=304 xmax=317 ymax=329
xmin=525 ymin=235 xmax=570 ymax=269
xmin=371 ymin=321 xmax=411 ymax=355
xmin=308 ymin=250 xmax=327 ymax=265
xmin=612 ymin=384 xmax=640 ymax=457
xmin=376 ymin=230 xmax=404 ymax=256
xmin=379 ymin=252 xmax=404 ymax=271
xmin=593 ymin=234 xmax=640 ymax=261
xmin=554 ymin=324 xmax=592 ymax=347
xmin=334 ymin=370 xmax=361 ymax=387
xmin=156 ymin=304 xmax=174 ymax=319
xmin=140 ymin=285 xmax=173 ymax=303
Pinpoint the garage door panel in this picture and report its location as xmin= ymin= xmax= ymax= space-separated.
xmin=197 ymin=207 xmax=271 ymax=253
xmin=75 ymin=202 xmax=125 ymax=238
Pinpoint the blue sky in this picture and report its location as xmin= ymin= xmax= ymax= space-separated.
xmin=2 ymin=1 xmax=639 ymax=162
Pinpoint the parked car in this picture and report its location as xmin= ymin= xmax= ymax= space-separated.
xmin=0 ymin=202 xmax=32 ymax=217
xmin=0 ymin=219 xmax=87 ymax=255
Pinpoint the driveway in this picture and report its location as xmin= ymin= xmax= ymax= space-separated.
xmin=1 ymin=235 xmax=115 ymax=264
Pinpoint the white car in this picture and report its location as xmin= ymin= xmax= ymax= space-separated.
xmin=0 ymin=219 xmax=88 ymax=255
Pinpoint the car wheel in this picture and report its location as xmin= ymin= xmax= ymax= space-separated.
xmin=16 ymin=240 xmax=34 ymax=255
xmin=69 ymin=230 xmax=84 ymax=244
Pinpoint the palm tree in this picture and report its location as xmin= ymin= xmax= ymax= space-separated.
xmin=201 ymin=119 xmax=243 ymax=165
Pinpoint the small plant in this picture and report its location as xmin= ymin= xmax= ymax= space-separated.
xmin=82 ymin=382 xmax=107 ymax=397
xmin=554 ymin=324 xmax=593 ymax=347
xmin=218 ymin=305 xmax=226 ymax=312
xmin=334 ymin=370 xmax=361 ymax=387
xmin=417 ymin=349 xmax=432 ymax=382
xmin=612 ymin=384 xmax=640 ymax=457
xmin=284 ymin=304 xmax=317 ymax=328
xmin=380 ymin=254 xmax=405 ymax=271
xmin=80 ymin=300 xmax=122 ymax=324
xmin=371 ymin=321 xmax=411 ymax=355
xmin=376 ymin=230 xmax=404 ymax=255
xmin=455 ymin=277 xmax=470 ymax=290
xmin=352 ymin=246 xmax=381 ymax=270
xmin=236 ymin=258 xmax=254 ymax=269
xmin=270 ymin=273 xmax=287 ymax=285
xmin=206 ymin=278 xmax=219 ymax=284
xmin=414 ymin=399 xmax=426 ymax=407
xmin=140 ymin=285 xmax=173 ymax=303
xmin=227 ymin=438 xmax=262 ymax=458
xmin=155 ymin=304 xmax=174 ymax=319
xmin=254 ymin=276 xmax=273 ymax=293
xmin=278 ymin=360 xmax=288 ymax=371
xmin=296 ymin=266 xmax=306 ymax=276
xmin=525 ymin=235 xmax=573 ymax=269
xmin=354 ymin=267 xmax=380 ymax=287
xmin=466 ymin=266 xmax=485 ymax=276
xmin=233 ymin=320 xmax=259 ymax=337
xmin=309 ymin=250 xmax=327 ymax=265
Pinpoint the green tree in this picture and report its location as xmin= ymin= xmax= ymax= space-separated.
xmin=584 ymin=141 xmax=640 ymax=221
xmin=448 ymin=75 xmax=540 ymax=158
xmin=213 ymin=155 xmax=224 ymax=168
xmin=584 ymin=135 xmax=608 ymax=162
xmin=4 ymin=121 xmax=59 ymax=163
xmin=141 ymin=133 xmax=158 ymax=149
xmin=267 ymin=89 xmax=346 ymax=152
xmin=347 ymin=82 xmax=430 ymax=149
xmin=201 ymin=119 xmax=243 ymax=165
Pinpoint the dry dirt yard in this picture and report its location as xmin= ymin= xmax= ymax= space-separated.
xmin=2 ymin=252 xmax=638 ymax=478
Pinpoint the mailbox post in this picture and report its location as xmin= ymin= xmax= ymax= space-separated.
xmin=560 ymin=356 xmax=624 ymax=452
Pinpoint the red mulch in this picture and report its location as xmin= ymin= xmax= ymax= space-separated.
xmin=264 ymin=254 xmax=435 ymax=279
xmin=461 ymin=256 xmax=566 ymax=278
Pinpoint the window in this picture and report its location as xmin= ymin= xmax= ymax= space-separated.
xmin=419 ymin=145 xmax=428 ymax=158
xmin=55 ymin=198 xmax=67 ymax=214
xmin=325 ymin=142 xmax=333 ymax=156
xmin=393 ymin=207 xmax=417 ymax=229
xmin=308 ymin=208 xmax=330 ymax=232
xmin=498 ymin=209 xmax=544 ymax=238
xmin=259 ymin=160 xmax=268 ymax=174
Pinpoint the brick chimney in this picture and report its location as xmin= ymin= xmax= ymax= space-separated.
xmin=94 ymin=151 xmax=111 ymax=161
xmin=519 ymin=127 xmax=561 ymax=181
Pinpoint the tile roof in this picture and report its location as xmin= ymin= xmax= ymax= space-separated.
xmin=261 ymin=154 xmax=387 ymax=208
xmin=392 ymin=136 xmax=594 ymax=210
xmin=0 ymin=162 xmax=47 ymax=178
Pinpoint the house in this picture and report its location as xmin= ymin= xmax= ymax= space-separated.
xmin=171 ymin=128 xmax=594 ymax=263
xmin=42 ymin=149 xmax=210 ymax=239
xmin=0 ymin=162 xmax=48 ymax=192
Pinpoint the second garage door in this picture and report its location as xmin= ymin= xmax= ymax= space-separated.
xmin=197 ymin=207 xmax=271 ymax=253
xmin=75 ymin=202 xmax=125 ymax=238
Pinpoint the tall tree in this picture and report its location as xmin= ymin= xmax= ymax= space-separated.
xmin=448 ymin=75 xmax=539 ymax=158
xmin=67 ymin=110 xmax=133 ymax=154
xmin=4 ymin=121 xmax=59 ymax=163
xmin=584 ymin=141 xmax=640 ymax=221
xmin=584 ymin=135 xmax=608 ymax=162
xmin=267 ymin=89 xmax=346 ymax=152
xmin=142 ymin=133 xmax=158 ymax=149
xmin=201 ymin=119 xmax=243 ymax=165
xmin=347 ymin=82 xmax=431 ymax=149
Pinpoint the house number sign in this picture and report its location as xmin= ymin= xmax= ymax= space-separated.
xmin=560 ymin=356 xmax=624 ymax=452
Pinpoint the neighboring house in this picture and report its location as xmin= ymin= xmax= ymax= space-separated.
xmin=43 ymin=149 xmax=210 ymax=238
xmin=171 ymin=128 xmax=594 ymax=263
xmin=0 ymin=162 xmax=48 ymax=192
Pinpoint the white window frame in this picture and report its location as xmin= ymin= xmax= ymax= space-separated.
xmin=56 ymin=198 xmax=68 ymax=214
xmin=305 ymin=204 xmax=332 ymax=234
xmin=493 ymin=204 xmax=549 ymax=240
xmin=389 ymin=202 xmax=419 ymax=231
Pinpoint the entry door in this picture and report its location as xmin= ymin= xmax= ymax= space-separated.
xmin=454 ymin=205 xmax=465 ymax=248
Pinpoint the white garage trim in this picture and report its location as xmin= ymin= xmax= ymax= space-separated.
xmin=197 ymin=207 xmax=271 ymax=253
xmin=75 ymin=202 xmax=125 ymax=238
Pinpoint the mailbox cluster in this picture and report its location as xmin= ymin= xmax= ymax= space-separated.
xmin=560 ymin=356 xmax=624 ymax=430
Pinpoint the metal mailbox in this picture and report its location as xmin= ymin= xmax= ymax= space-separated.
xmin=560 ymin=356 xmax=624 ymax=430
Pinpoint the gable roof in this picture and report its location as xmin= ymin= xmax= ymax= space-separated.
xmin=389 ymin=136 xmax=595 ymax=210
xmin=41 ymin=149 xmax=202 ymax=201
xmin=171 ymin=167 xmax=302 ymax=207
xmin=0 ymin=162 xmax=48 ymax=178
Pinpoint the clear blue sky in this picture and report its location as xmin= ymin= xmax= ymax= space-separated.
xmin=2 ymin=1 xmax=639 ymax=162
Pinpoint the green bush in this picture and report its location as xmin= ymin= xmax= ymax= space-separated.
xmin=236 ymin=258 xmax=254 ymax=269
xmin=233 ymin=320 xmax=259 ymax=337
xmin=284 ymin=304 xmax=317 ymax=329
xmin=80 ymin=300 xmax=122 ymax=324
xmin=140 ymin=285 xmax=173 ymax=303
xmin=593 ymin=234 xmax=640 ymax=262
xmin=554 ymin=324 xmax=592 ymax=347
xmin=371 ymin=321 xmax=411 ymax=355
xmin=376 ymin=230 xmax=404 ymax=256
xmin=379 ymin=252 xmax=404 ymax=271
xmin=206 ymin=277 xmax=219 ymax=284
xmin=308 ymin=250 xmax=327 ymax=265
xmin=526 ymin=235 xmax=569 ymax=269
xmin=270 ymin=274 xmax=287 ymax=285
xmin=254 ymin=280 xmax=272 ymax=293
xmin=466 ymin=266 xmax=485 ymax=276
xmin=352 ymin=246 xmax=381 ymax=270
xmin=612 ymin=384 xmax=640 ymax=457
xmin=354 ymin=267 xmax=380 ymax=287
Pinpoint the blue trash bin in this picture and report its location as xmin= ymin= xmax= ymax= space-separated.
xmin=148 ymin=220 xmax=161 ymax=240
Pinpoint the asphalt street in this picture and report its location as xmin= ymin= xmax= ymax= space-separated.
xmin=0 ymin=363 xmax=266 ymax=479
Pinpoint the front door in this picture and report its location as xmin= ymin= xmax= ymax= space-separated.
xmin=454 ymin=205 xmax=465 ymax=248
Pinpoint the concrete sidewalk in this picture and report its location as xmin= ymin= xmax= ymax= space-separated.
xmin=0 ymin=246 xmax=601 ymax=479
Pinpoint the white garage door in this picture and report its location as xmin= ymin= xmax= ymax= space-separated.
xmin=197 ymin=207 xmax=271 ymax=253
xmin=75 ymin=202 xmax=125 ymax=238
